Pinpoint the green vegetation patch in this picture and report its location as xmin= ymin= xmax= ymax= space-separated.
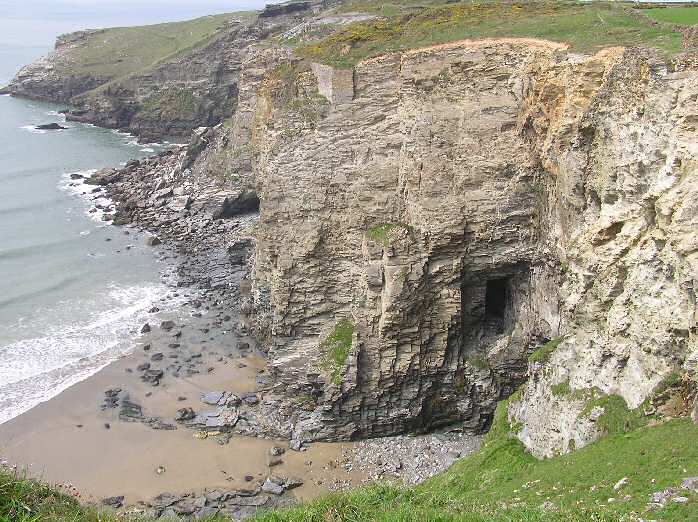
xmin=645 ymin=7 xmax=698 ymax=26
xmin=582 ymin=393 xmax=648 ymax=437
xmin=141 ymin=87 xmax=200 ymax=120
xmin=63 ymin=13 xmax=246 ymax=80
xmin=367 ymin=223 xmax=410 ymax=247
xmin=298 ymin=1 xmax=685 ymax=68
xmin=320 ymin=319 xmax=355 ymax=385
xmin=551 ymin=379 xmax=572 ymax=397
xmin=529 ymin=337 xmax=564 ymax=364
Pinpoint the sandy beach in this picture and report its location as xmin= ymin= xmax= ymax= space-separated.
xmin=0 ymin=294 xmax=359 ymax=509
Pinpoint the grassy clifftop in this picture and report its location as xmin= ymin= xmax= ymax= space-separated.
xmin=54 ymin=12 xmax=252 ymax=81
xmin=298 ymin=1 xmax=689 ymax=68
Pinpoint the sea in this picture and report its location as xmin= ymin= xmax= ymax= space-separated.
xmin=0 ymin=0 xmax=278 ymax=426
xmin=0 ymin=73 xmax=175 ymax=426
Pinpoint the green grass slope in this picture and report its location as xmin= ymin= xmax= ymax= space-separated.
xmin=645 ymin=7 xmax=698 ymax=26
xmin=298 ymin=1 xmax=686 ymax=68
xmin=53 ymin=12 xmax=254 ymax=81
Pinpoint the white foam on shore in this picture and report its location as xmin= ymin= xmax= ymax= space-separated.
xmin=58 ymin=170 xmax=113 ymax=223
xmin=45 ymin=110 xmax=67 ymax=121
xmin=0 ymin=284 xmax=175 ymax=425
xmin=20 ymin=125 xmax=47 ymax=134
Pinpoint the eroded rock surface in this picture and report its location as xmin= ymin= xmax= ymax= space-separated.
xmin=83 ymin=36 xmax=698 ymax=457
xmin=240 ymin=40 xmax=698 ymax=449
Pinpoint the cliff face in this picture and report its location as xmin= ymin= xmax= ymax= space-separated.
xmin=65 ymin=21 xmax=261 ymax=143
xmin=204 ymin=39 xmax=698 ymax=448
xmin=508 ymin=46 xmax=698 ymax=458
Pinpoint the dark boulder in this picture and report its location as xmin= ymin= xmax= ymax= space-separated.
xmin=36 ymin=122 xmax=67 ymax=130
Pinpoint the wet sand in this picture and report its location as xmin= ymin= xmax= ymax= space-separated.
xmin=0 ymin=298 xmax=359 ymax=507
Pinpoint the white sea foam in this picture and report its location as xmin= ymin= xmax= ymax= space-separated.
xmin=20 ymin=125 xmax=46 ymax=134
xmin=45 ymin=110 xmax=67 ymax=121
xmin=58 ymin=170 xmax=114 ymax=223
xmin=0 ymin=284 xmax=176 ymax=425
xmin=140 ymin=147 xmax=155 ymax=153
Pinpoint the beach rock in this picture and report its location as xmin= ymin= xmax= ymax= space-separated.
xmin=160 ymin=320 xmax=176 ymax=331
xmin=282 ymin=476 xmax=304 ymax=490
xmin=241 ymin=393 xmax=259 ymax=405
xmin=201 ymin=391 xmax=226 ymax=405
xmin=175 ymin=407 xmax=196 ymax=422
xmin=102 ymin=496 xmax=124 ymax=508
xmin=119 ymin=399 xmax=143 ymax=422
xmin=227 ymin=494 xmax=270 ymax=507
xmin=194 ymin=507 xmax=219 ymax=520
xmin=261 ymin=478 xmax=284 ymax=496
xmin=141 ymin=369 xmax=164 ymax=385
xmin=151 ymin=352 xmax=164 ymax=361
xmin=145 ymin=418 xmax=177 ymax=430
xmin=270 ymin=446 xmax=286 ymax=457
xmin=140 ymin=323 xmax=151 ymax=334
xmin=150 ymin=492 xmax=182 ymax=509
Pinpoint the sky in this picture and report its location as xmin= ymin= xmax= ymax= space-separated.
xmin=0 ymin=0 xmax=275 ymax=47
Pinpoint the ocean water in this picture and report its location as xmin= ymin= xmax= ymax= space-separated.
xmin=0 ymin=89 xmax=172 ymax=424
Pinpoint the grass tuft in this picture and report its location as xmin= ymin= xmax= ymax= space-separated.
xmin=320 ymin=319 xmax=355 ymax=385
xmin=367 ymin=223 xmax=410 ymax=247
xmin=528 ymin=337 xmax=564 ymax=364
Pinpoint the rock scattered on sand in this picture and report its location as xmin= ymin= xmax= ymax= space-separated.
xmin=160 ymin=320 xmax=176 ymax=331
xmin=141 ymin=368 xmax=163 ymax=386
xmin=102 ymin=496 xmax=124 ymax=508
xmin=175 ymin=407 xmax=196 ymax=422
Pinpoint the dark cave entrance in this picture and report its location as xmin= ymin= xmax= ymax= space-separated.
xmin=460 ymin=264 xmax=530 ymax=345
xmin=485 ymin=278 xmax=508 ymax=320
xmin=484 ymin=277 xmax=510 ymax=335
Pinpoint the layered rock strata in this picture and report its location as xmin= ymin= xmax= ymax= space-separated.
xmin=86 ymin=35 xmax=698 ymax=456
xmin=239 ymin=40 xmax=698 ymax=448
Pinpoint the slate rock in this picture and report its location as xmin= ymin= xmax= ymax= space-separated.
xmin=160 ymin=320 xmax=176 ymax=331
xmin=175 ymin=407 xmax=196 ymax=422
xmin=261 ymin=479 xmax=284 ymax=495
xmin=102 ymin=496 xmax=124 ymax=508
